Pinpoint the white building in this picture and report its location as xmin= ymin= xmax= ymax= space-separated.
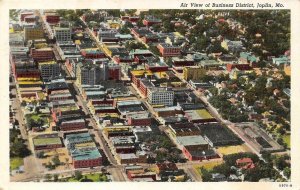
xmin=54 ymin=27 xmax=72 ymax=43
xmin=147 ymin=87 xmax=174 ymax=106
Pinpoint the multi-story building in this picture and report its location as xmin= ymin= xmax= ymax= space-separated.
xmin=38 ymin=60 xmax=61 ymax=81
xmin=76 ymin=63 xmax=102 ymax=86
xmin=157 ymin=43 xmax=181 ymax=57
xmin=30 ymin=47 xmax=54 ymax=61
xmin=54 ymin=27 xmax=72 ymax=43
xmin=98 ymin=28 xmax=119 ymax=42
xmin=108 ymin=63 xmax=121 ymax=80
xmin=64 ymin=133 xmax=102 ymax=168
xmin=147 ymin=87 xmax=174 ymax=106
xmin=24 ymin=26 xmax=44 ymax=41
xmin=45 ymin=14 xmax=60 ymax=24
xmin=183 ymin=66 xmax=206 ymax=81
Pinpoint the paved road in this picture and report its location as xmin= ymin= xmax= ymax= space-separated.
xmin=107 ymin=166 xmax=127 ymax=181
xmin=70 ymin=82 xmax=118 ymax=166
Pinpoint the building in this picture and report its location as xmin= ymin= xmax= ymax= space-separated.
xmin=221 ymin=39 xmax=245 ymax=53
xmin=126 ymin=111 xmax=152 ymax=126
xmin=147 ymin=87 xmax=174 ymax=106
xmin=38 ymin=60 xmax=61 ymax=81
xmin=45 ymin=14 xmax=60 ymax=24
xmin=272 ymin=56 xmax=290 ymax=66
xmin=139 ymin=78 xmax=155 ymax=97
xmin=30 ymin=47 xmax=54 ymax=61
xmin=143 ymin=15 xmax=162 ymax=27
xmin=33 ymin=134 xmax=63 ymax=150
xmin=48 ymin=89 xmax=72 ymax=101
xmin=46 ymin=78 xmax=69 ymax=94
xmin=176 ymin=135 xmax=218 ymax=161
xmin=169 ymin=122 xmax=200 ymax=137
xmin=54 ymin=27 xmax=72 ymax=43
xmin=157 ymin=43 xmax=181 ymax=57
xmin=24 ymin=26 xmax=44 ymax=41
xmin=184 ymin=109 xmax=217 ymax=123
xmin=171 ymin=56 xmax=195 ymax=72
xmin=81 ymin=49 xmax=106 ymax=59
xmin=65 ymin=132 xmax=102 ymax=168
xmin=20 ymin=11 xmax=34 ymax=21
xmin=116 ymin=152 xmax=147 ymax=164
xmin=183 ymin=66 xmax=206 ymax=81
xmin=108 ymin=63 xmax=121 ymax=80
xmin=76 ymin=63 xmax=101 ymax=86
xmin=98 ymin=28 xmax=119 ymax=42
xmin=199 ymin=60 xmax=221 ymax=70
xmin=197 ymin=123 xmax=241 ymax=147
xmin=236 ymin=158 xmax=255 ymax=169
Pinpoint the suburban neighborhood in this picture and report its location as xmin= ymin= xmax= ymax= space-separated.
xmin=9 ymin=9 xmax=291 ymax=182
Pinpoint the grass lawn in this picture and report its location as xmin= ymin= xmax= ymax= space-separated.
xmin=217 ymin=144 xmax=250 ymax=155
xmin=194 ymin=161 xmax=223 ymax=175
xmin=10 ymin=157 xmax=24 ymax=170
xmin=283 ymin=135 xmax=290 ymax=149
xmin=68 ymin=173 xmax=108 ymax=182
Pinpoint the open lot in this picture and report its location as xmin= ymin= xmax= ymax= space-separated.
xmin=193 ymin=160 xmax=223 ymax=175
xmin=38 ymin=148 xmax=72 ymax=170
xmin=216 ymin=144 xmax=252 ymax=156
xmin=10 ymin=157 xmax=24 ymax=170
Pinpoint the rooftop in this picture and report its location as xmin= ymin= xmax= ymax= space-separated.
xmin=71 ymin=147 xmax=102 ymax=161
xmin=185 ymin=109 xmax=214 ymax=120
xmin=176 ymin=135 xmax=208 ymax=146
xmin=33 ymin=134 xmax=62 ymax=146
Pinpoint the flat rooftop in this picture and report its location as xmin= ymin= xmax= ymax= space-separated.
xmin=71 ymin=147 xmax=102 ymax=161
xmin=176 ymin=135 xmax=208 ymax=146
xmin=185 ymin=109 xmax=214 ymax=120
xmin=33 ymin=134 xmax=62 ymax=146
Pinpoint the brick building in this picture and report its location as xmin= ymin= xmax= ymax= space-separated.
xmin=157 ymin=43 xmax=181 ymax=57
xmin=30 ymin=48 xmax=54 ymax=61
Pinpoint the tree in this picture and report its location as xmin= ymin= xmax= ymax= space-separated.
xmin=283 ymin=167 xmax=291 ymax=178
xmin=10 ymin=139 xmax=31 ymax=158
xmin=53 ymin=174 xmax=59 ymax=182
xmin=200 ymin=167 xmax=212 ymax=182
xmin=193 ymin=36 xmax=210 ymax=52
xmin=21 ymin=101 xmax=27 ymax=107
xmin=36 ymin=151 xmax=45 ymax=158
xmin=52 ymin=155 xmax=61 ymax=166
xmin=75 ymin=170 xmax=83 ymax=181
xmin=125 ymin=41 xmax=147 ymax=51
xmin=44 ymin=174 xmax=52 ymax=182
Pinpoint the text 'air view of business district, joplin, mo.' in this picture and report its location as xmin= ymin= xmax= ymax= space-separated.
xmin=9 ymin=9 xmax=291 ymax=182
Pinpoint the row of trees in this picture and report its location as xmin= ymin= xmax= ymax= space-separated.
xmin=10 ymin=127 xmax=31 ymax=158
xmin=201 ymin=152 xmax=286 ymax=182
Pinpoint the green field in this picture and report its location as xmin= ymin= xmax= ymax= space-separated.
xmin=10 ymin=157 xmax=24 ymax=170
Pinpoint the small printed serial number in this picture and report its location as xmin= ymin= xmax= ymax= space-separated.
xmin=279 ymin=184 xmax=292 ymax=188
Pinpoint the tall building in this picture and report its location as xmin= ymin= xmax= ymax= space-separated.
xmin=24 ymin=26 xmax=44 ymax=41
xmin=108 ymin=63 xmax=121 ymax=80
xmin=38 ymin=60 xmax=61 ymax=81
xmin=76 ymin=63 xmax=101 ymax=86
xmin=54 ymin=27 xmax=72 ymax=43
xmin=147 ymin=87 xmax=174 ymax=106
